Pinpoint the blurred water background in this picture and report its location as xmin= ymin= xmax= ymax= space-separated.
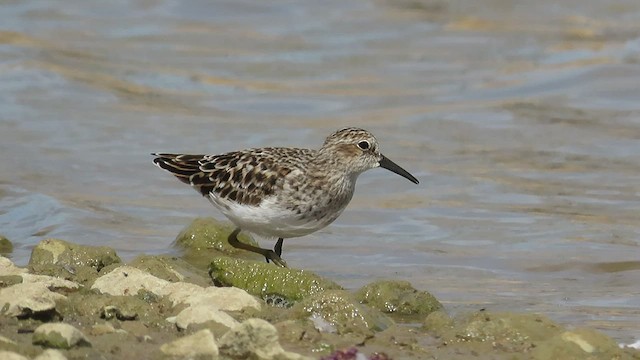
xmin=1 ymin=0 xmax=640 ymax=342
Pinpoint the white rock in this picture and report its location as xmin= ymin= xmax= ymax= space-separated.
xmin=91 ymin=266 xmax=170 ymax=296
xmin=174 ymin=304 xmax=239 ymax=330
xmin=0 ymin=351 xmax=29 ymax=360
xmin=0 ymin=335 xmax=17 ymax=345
xmin=33 ymin=323 xmax=91 ymax=349
xmin=181 ymin=287 xmax=261 ymax=312
xmin=219 ymin=318 xmax=311 ymax=360
xmin=0 ymin=256 xmax=27 ymax=275
xmin=159 ymin=329 xmax=219 ymax=359
xmin=34 ymin=349 xmax=68 ymax=360
xmin=158 ymin=282 xmax=204 ymax=305
xmin=21 ymin=274 xmax=80 ymax=289
xmin=0 ymin=283 xmax=65 ymax=317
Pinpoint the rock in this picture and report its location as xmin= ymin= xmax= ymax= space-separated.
xmin=101 ymin=305 xmax=138 ymax=321
xmin=291 ymin=290 xmax=394 ymax=335
xmin=0 ymin=351 xmax=29 ymax=360
xmin=175 ymin=218 xmax=263 ymax=268
xmin=531 ymin=328 xmax=627 ymax=360
xmin=175 ymin=286 xmax=261 ymax=312
xmin=422 ymin=310 xmax=453 ymax=333
xmin=0 ymin=236 xmax=13 ymax=255
xmin=159 ymin=329 xmax=219 ymax=359
xmin=160 ymin=282 xmax=205 ymax=304
xmin=1 ymin=256 xmax=79 ymax=290
xmin=129 ymin=255 xmax=213 ymax=288
xmin=0 ymin=282 xmax=65 ymax=317
xmin=91 ymin=266 xmax=170 ymax=296
xmin=219 ymin=318 xmax=310 ymax=360
xmin=0 ymin=256 xmax=27 ymax=276
xmin=32 ymin=323 xmax=91 ymax=349
xmin=28 ymin=238 xmax=121 ymax=285
xmin=173 ymin=304 xmax=239 ymax=330
xmin=89 ymin=322 xmax=120 ymax=336
xmin=63 ymin=291 xmax=170 ymax=325
xmin=34 ymin=349 xmax=68 ymax=360
xmin=0 ymin=275 xmax=22 ymax=287
xmin=209 ymin=256 xmax=342 ymax=304
xmin=355 ymin=280 xmax=442 ymax=317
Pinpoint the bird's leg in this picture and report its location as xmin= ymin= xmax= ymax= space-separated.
xmin=274 ymin=238 xmax=284 ymax=257
xmin=227 ymin=228 xmax=287 ymax=267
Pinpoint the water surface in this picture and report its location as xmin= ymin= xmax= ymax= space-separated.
xmin=1 ymin=0 xmax=640 ymax=343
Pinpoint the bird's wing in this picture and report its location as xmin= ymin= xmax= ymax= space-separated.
xmin=152 ymin=148 xmax=312 ymax=206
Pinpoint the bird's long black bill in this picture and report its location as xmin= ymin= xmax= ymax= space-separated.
xmin=379 ymin=155 xmax=419 ymax=184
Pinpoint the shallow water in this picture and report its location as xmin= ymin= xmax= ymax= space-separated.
xmin=1 ymin=0 xmax=640 ymax=343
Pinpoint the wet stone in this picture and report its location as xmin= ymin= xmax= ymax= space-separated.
xmin=355 ymin=280 xmax=442 ymax=318
xmin=291 ymin=290 xmax=394 ymax=335
xmin=209 ymin=256 xmax=342 ymax=305
xmin=175 ymin=217 xmax=263 ymax=268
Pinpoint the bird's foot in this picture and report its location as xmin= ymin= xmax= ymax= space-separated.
xmin=265 ymin=250 xmax=288 ymax=268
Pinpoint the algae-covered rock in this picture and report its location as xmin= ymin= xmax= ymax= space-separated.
xmin=531 ymin=328 xmax=628 ymax=360
xmin=159 ymin=329 xmax=219 ymax=359
xmin=175 ymin=218 xmax=262 ymax=267
xmin=0 ymin=235 xmax=13 ymax=255
xmin=291 ymin=290 xmax=394 ymax=335
xmin=355 ymin=280 xmax=442 ymax=318
xmin=209 ymin=256 xmax=342 ymax=304
xmin=422 ymin=310 xmax=453 ymax=334
xmin=32 ymin=323 xmax=91 ymax=349
xmin=444 ymin=311 xmax=563 ymax=352
xmin=218 ymin=318 xmax=311 ymax=360
xmin=28 ymin=238 xmax=121 ymax=285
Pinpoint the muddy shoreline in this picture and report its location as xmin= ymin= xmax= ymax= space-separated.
xmin=1 ymin=219 xmax=639 ymax=360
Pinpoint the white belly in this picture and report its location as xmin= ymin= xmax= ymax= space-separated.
xmin=208 ymin=194 xmax=342 ymax=238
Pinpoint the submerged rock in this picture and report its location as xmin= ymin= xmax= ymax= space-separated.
xmin=209 ymin=256 xmax=342 ymax=304
xmin=28 ymin=238 xmax=121 ymax=285
xmin=32 ymin=323 xmax=91 ymax=349
xmin=442 ymin=311 xmax=562 ymax=350
xmin=291 ymin=290 xmax=394 ymax=335
xmin=531 ymin=328 xmax=627 ymax=360
xmin=175 ymin=218 xmax=263 ymax=267
xmin=355 ymin=280 xmax=442 ymax=317
xmin=159 ymin=328 xmax=219 ymax=359
xmin=218 ymin=318 xmax=310 ymax=360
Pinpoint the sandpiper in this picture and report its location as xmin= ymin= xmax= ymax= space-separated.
xmin=152 ymin=127 xmax=419 ymax=267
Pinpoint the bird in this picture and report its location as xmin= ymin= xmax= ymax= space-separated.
xmin=152 ymin=127 xmax=419 ymax=267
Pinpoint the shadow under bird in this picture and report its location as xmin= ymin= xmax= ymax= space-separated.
xmin=152 ymin=127 xmax=419 ymax=267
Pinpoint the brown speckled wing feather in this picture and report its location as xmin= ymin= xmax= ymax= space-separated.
xmin=153 ymin=148 xmax=313 ymax=206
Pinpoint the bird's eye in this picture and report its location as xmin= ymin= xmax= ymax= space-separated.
xmin=357 ymin=140 xmax=370 ymax=150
